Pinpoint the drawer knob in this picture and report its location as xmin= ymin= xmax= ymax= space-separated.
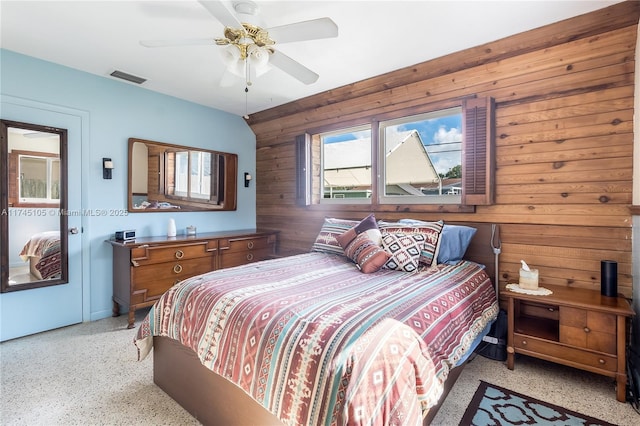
xmin=599 ymin=359 xmax=605 ymax=365
xmin=247 ymin=241 xmax=254 ymax=249
xmin=548 ymin=307 xmax=555 ymax=312
xmin=521 ymin=340 xmax=527 ymax=345
xmin=175 ymin=250 xmax=184 ymax=259
xmin=246 ymin=253 xmax=254 ymax=261
xmin=584 ymin=327 xmax=590 ymax=333
xmin=173 ymin=264 xmax=183 ymax=274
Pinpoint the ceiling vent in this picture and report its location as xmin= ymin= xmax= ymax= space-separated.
xmin=110 ymin=70 xmax=146 ymax=85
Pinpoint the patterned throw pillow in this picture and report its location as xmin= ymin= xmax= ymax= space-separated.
xmin=381 ymin=233 xmax=424 ymax=272
xmin=337 ymin=214 xmax=389 ymax=273
xmin=342 ymin=232 xmax=390 ymax=273
xmin=378 ymin=220 xmax=444 ymax=267
xmin=311 ymin=217 xmax=360 ymax=256
xmin=335 ymin=213 xmax=380 ymax=247
xmin=397 ymin=219 xmax=477 ymax=265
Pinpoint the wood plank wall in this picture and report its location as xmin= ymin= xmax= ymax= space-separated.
xmin=249 ymin=2 xmax=639 ymax=299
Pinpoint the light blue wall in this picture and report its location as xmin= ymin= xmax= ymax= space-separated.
xmin=1 ymin=49 xmax=257 ymax=322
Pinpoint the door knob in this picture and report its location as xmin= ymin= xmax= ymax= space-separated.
xmin=69 ymin=227 xmax=79 ymax=234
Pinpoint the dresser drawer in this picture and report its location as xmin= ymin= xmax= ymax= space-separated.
xmin=132 ymin=257 xmax=213 ymax=294
xmin=220 ymin=235 xmax=273 ymax=253
xmin=514 ymin=333 xmax=617 ymax=372
xmin=110 ymin=230 xmax=278 ymax=329
xmin=131 ymin=241 xmax=215 ymax=266
xmin=220 ymin=248 xmax=272 ymax=269
xmin=219 ymin=235 xmax=275 ymax=268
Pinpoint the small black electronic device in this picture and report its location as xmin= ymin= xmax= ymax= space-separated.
xmin=115 ymin=230 xmax=136 ymax=241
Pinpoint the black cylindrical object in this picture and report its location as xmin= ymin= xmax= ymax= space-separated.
xmin=601 ymin=260 xmax=618 ymax=297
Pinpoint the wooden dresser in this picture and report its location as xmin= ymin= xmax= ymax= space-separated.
xmin=108 ymin=229 xmax=278 ymax=328
xmin=503 ymin=284 xmax=634 ymax=402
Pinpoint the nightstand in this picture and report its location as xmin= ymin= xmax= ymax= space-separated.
xmin=503 ymin=284 xmax=634 ymax=402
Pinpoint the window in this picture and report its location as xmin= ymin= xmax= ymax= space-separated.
xmin=8 ymin=150 xmax=61 ymax=207
xmin=166 ymin=150 xmax=219 ymax=203
xmin=321 ymin=125 xmax=372 ymax=202
xmin=303 ymin=97 xmax=495 ymax=207
xmin=189 ymin=151 xmax=212 ymax=200
xmin=379 ymin=107 xmax=462 ymax=204
xmin=19 ymin=155 xmax=60 ymax=204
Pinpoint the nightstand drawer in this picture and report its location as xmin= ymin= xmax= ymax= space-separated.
xmin=514 ymin=333 xmax=617 ymax=372
xmin=560 ymin=306 xmax=616 ymax=333
xmin=559 ymin=306 xmax=616 ymax=353
xmin=559 ymin=325 xmax=616 ymax=354
xmin=519 ymin=300 xmax=559 ymax=321
xmin=131 ymin=242 xmax=215 ymax=266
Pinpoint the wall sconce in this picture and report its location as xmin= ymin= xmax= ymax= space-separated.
xmin=244 ymin=172 xmax=252 ymax=187
xmin=103 ymin=157 xmax=114 ymax=180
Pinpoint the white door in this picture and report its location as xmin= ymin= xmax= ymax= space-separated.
xmin=0 ymin=99 xmax=85 ymax=341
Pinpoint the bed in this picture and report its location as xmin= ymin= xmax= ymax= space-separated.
xmin=134 ymin=219 xmax=498 ymax=425
xmin=19 ymin=230 xmax=61 ymax=280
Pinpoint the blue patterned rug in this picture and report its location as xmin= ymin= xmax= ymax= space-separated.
xmin=460 ymin=381 xmax=615 ymax=426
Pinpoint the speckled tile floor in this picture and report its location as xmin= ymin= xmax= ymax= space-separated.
xmin=0 ymin=310 xmax=199 ymax=426
xmin=1 ymin=311 xmax=638 ymax=425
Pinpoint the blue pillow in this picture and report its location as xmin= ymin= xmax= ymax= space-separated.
xmin=437 ymin=225 xmax=477 ymax=264
xmin=396 ymin=220 xmax=477 ymax=264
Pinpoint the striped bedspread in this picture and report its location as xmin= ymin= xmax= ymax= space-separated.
xmin=19 ymin=231 xmax=61 ymax=279
xmin=19 ymin=231 xmax=60 ymax=261
xmin=135 ymin=252 xmax=498 ymax=426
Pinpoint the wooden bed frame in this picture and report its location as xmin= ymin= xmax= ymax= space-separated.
xmin=152 ymin=222 xmax=498 ymax=425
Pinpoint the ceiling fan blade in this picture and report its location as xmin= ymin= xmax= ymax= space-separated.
xmin=140 ymin=38 xmax=216 ymax=48
xmin=269 ymin=50 xmax=318 ymax=85
xmin=198 ymin=0 xmax=243 ymax=28
xmin=267 ymin=17 xmax=338 ymax=44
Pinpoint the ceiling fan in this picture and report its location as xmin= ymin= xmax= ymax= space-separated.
xmin=140 ymin=0 xmax=338 ymax=86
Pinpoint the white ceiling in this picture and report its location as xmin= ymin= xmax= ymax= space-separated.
xmin=0 ymin=0 xmax=624 ymax=117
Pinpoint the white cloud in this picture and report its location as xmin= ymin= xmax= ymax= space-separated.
xmin=433 ymin=126 xmax=462 ymax=144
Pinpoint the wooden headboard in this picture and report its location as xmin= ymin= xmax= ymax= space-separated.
xmin=453 ymin=222 xmax=498 ymax=285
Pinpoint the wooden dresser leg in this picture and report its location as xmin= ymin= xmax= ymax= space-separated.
xmin=127 ymin=309 xmax=135 ymax=329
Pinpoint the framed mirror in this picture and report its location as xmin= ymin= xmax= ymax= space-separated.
xmin=128 ymin=138 xmax=238 ymax=212
xmin=1 ymin=119 xmax=68 ymax=292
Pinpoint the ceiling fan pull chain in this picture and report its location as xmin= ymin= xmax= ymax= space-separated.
xmin=244 ymin=84 xmax=250 ymax=120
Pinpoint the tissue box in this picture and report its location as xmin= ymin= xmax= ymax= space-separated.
xmin=519 ymin=268 xmax=539 ymax=290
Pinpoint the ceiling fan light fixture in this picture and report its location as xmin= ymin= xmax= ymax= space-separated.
xmin=220 ymin=44 xmax=246 ymax=77
xmin=247 ymin=44 xmax=271 ymax=77
xmin=142 ymin=0 xmax=337 ymax=93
